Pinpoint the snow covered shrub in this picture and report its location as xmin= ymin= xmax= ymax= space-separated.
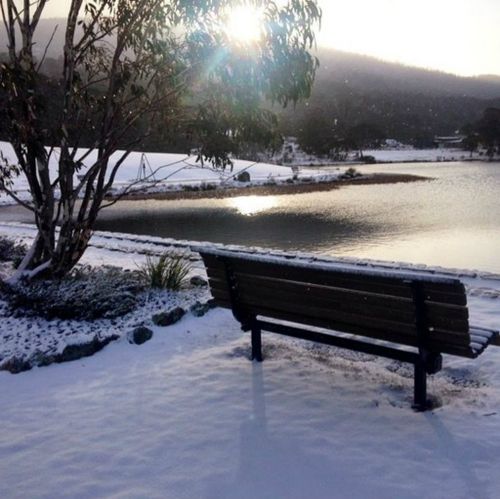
xmin=236 ymin=171 xmax=251 ymax=182
xmin=362 ymin=155 xmax=376 ymax=164
xmin=200 ymin=182 xmax=217 ymax=191
xmin=342 ymin=167 xmax=361 ymax=179
xmin=0 ymin=237 xmax=27 ymax=266
xmin=6 ymin=266 xmax=145 ymax=320
xmin=139 ymin=253 xmax=191 ymax=290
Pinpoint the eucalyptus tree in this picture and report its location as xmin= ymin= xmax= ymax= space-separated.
xmin=0 ymin=0 xmax=321 ymax=279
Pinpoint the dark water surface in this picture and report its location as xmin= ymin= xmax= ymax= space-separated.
xmin=2 ymin=161 xmax=500 ymax=272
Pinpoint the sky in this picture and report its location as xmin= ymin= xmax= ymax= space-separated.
xmin=317 ymin=0 xmax=500 ymax=77
xmin=40 ymin=0 xmax=500 ymax=77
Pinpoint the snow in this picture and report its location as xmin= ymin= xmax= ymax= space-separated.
xmin=1 ymin=228 xmax=500 ymax=498
xmin=269 ymin=136 xmax=497 ymax=166
xmin=362 ymin=148 xmax=480 ymax=163
xmin=194 ymin=246 xmax=466 ymax=284
xmin=0 ymin=141 xmax=342 ymax=207
xmin=1 ymin=308 xmax=500 ymax=499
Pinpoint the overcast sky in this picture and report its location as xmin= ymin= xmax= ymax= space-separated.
xmin=40 ymin=0 xmax=500 ymax=77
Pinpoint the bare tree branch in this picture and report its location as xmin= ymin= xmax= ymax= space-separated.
xmin=36 ymin=22 xmax=58 ymax=72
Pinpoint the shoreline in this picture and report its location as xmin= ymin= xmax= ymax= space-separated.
xmin=109 ymin=173 xmax=431 ymax=202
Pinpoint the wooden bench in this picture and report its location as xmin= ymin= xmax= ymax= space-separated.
xmin=197 ymin=247 xmax=499 ymax=411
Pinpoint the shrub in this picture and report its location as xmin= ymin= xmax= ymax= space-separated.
xmin=362 ymin=155 xmax=376 ymax=164
xmin=342 ymin=167 xmax=361 ymax=179
xmin=236 ymin=171 xmax=251 ymax=182
xmin=0 ymin=237 xmax=27 ymax=266
xmin=139 ymin=253 xmax=191 ymax=290
xmin=6 ymin=266 xmax=145 ymax=320
xmin=200 ymin=182 xmax=217 ymax=191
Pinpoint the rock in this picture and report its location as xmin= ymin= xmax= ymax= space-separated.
xmin=152 ymin=307 xmax=185 ymax=327
xmin=0 ymin=356 xmax=32 ymax=374
xmin=128 ymin=326 xmax=153 ymax=345
xmin=207 ymin=298 xmax=218 ymax=309
xmin=55 ymin=334 xmax=120 ymax=363
xmin=0 ymin=334 xmax=120 ymax=373
xmin=190 ymin=301 xmax=212 ymax=317
xmin=190 ymin=275 xmax=208 ymax=287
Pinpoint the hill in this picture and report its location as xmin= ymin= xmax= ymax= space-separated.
xmin=277 ymin=49 xmax=500 ymax=147
xmin=2 ymin=21 xmax=500 ymax=150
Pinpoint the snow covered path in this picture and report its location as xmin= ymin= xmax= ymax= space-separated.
xmin=1 ymin=307 xmax=500 ymax=499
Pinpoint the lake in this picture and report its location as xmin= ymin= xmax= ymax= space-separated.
xmin=1 ymin=161 xmax=499 ymax=272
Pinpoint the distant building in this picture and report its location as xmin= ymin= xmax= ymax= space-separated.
xmin=433 ymin=135 xmax=465 ymax=149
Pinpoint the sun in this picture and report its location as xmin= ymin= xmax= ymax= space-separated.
xmin=225 ymin=5 xmax=263 ymax=44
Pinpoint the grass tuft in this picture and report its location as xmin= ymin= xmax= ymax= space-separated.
xmin=139 ymin=253 xmax=191 ymax=290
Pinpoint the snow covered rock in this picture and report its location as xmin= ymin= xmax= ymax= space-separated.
xmin=190 ymin=275 xmax=208 ymax=287
xmin=128 ymin=326 xmax=153 ymax=345
xmin=189 ymin=300 xmax=215 ymax=317
xmin=0 ymin=356 xmax=32 ymax=374
xmin=152 ymin=307 xmax=186 ymax=327
xmin=54 ymin=335 xmax=120 ymax=364
xmin=0 ymin=334 xmax=120 ymax=373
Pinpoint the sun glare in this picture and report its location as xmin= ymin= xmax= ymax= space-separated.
xmin=228 ymin=196 xmax=278 ymax=216
xmin=226 ymin=6 xmax=263 ymax=44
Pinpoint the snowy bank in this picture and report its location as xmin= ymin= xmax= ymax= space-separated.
xmin=0 ymin=141 xmax=344 ymax=207
xmin=2 ymin=139 xmax=493 ymax=208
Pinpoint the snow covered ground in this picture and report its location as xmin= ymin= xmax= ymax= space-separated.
xmin=0 ymin=141 xmax=343 ymax=207
xmin=1 ymin=226 xmax=500 ymax=498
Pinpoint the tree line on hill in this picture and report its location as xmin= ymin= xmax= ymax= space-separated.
xmin=1 ymin=45 xmax=500 ymax=159
xmin=276 ymin=49 xmax=500 ymax=158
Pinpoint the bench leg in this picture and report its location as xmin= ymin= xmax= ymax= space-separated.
xmin=251 ymin=325 xmax=262 ymax=362
xmin=412 ymin=362 xmax=429 ymax=411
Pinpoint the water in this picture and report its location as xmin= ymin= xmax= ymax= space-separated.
xmin=2 ymin=161 xmax=500 ymax=272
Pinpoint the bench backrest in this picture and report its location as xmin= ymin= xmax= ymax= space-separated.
xmin=198 ymin=248 xmax=476 ymax=358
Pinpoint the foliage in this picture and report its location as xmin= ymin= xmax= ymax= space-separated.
xmin=138 ymin=253 xmax=191 ymax=290
xmin=473 ymin=108 xmax=500 ymax=158
xmin=341 ymin=167 xmax=360 ymax=179
xmin=361 ymin=155 xmax=376 ymax=164
xmin=297 ymin=112 xmax=384 ymax=158
xmin=0 ymin=0 xmax=321 ymax=279
xmin=5 ymin=266 xmax=145 ymax=319
xmin=0 ymin=236 xmax=27 ymax=266
xmin=236 ymin=171 xmax=251 ymax=182
xmin=297 ymin=114 xmax=347 ymax=157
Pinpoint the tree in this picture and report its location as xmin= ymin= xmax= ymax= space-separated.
xmin=461 ymin=123 xmax=479 ymax=158
xmin=297 ymin=113 xmax=349 ymax=159
xmin=474 ymin=108 xmax=500 ymax=159
xmin=0 ymin=0 xmax=321 ymax=279
xmin=345 ymin=122 xmax=385 ymax=158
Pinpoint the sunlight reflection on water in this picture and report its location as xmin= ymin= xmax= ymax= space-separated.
xmin=227 ymin=196 xmax=279 ymax=216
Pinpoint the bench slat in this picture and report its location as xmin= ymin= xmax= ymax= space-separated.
xmin=210 ymin=292 xmax=476 ymax=358
xmin=209 ymin=289 xmax=474 ymax=354
xmin=203 ymin=257 xmax=467 ymax=306
xmin=203 ymin=255 xmax=415 ymax=297
xmin=234 ymin=273 xmax=469 ymax=330
xmin=207 ymin=271 xmax=470 ymax=335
